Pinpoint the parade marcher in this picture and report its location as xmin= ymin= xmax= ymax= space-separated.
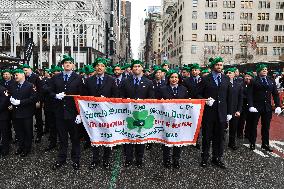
xmin=120 ymin=59 xmax=155 ymax=168
xmin=198 ymin=57 xmax=232 ymax=169
xmin=234 ymin=68 xmax=243 ymax=83
xmin=183 ymin=63 xmax=202 ymax=99
xmin=159 ymin=70 xmax=189 ymax=169
xmin=83 ymin=58 xmax=118 ymax=170
xmin=22 ymin=64 xmax=44 ymax=143
xmin=0 ymin=84 xmax=10 ymax=157
xmin=224 ymin=68 xmax=243 ymax=150
xmin=10 ymin=69 xmax=37 ymax=157
xmin=247 ymin=64 xmax=282 ymax=151
xmin=152 ymin=66 xmax=167 ymax=99
xmin=237 ymin=72 xmax=254 ymax=139
xmin=49 ymin=55 xmax=83 ymax=170
xmin=201 ymin=68 xmax=210 ymax=77
xmin=113 ymin=64 xmax=125 ymax=97
xmin=161 ymin=60 xmax=170 ymax=72
xmin=122 ymin=64 xmax=132 ymax=79
xmin=181 ymin=65 xmax=190 ymax=80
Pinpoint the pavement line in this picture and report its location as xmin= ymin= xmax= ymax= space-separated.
xmin=255 ymin=144 xmax=271 ymax=157
xmin=109 ymin=148 xmax=122 ymax=189
xmin=271 ymin=141 xmax=284 ymax=146
xmin=270 ymin=143 xmax=284 ymax=154
xmin=243 ymin=144 xmax=269 ymax=157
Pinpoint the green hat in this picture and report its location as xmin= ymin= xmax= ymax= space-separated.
xmin=161 ymin=60 xmax=169 ymax=67
xmin=13 ymin=69 xmax=25 ymax=74
xmin=130 ymin=59 xmax=144 ymax=68
xmin=1 ymin=69 xmax=12 ymax=74
xmin=61 ymin=54 xmax=74 ymax=65
xmin=256 ymin=64 xmax=267 ymax=73
xmin=189 ymin=63 xmax=201 ymax=71
xmin=113 ymin=64 xmax=121 ymax=69
xmin=201 ymin=69 xmax=210 ymax=74
xmin=83 ymin=65 xmax=95 ymax=75
xmin=21 ymin=64 xmax=31 ymax=69
xmin=224 ymin=67 xmax=236 ymax=75
xmin=166 ymin=69 xmax=179 ymax=78
xmin=153 ymin=66 xmax=167 ymax=74
xmin=93 ymin=57 xmax=109 ymax=67
xmin=105 ymin=66 xmax=114 ymax=75
xmin=121 ymin=63 xmax=131 ymax=70
xmin=209 ymin=56 xmax=224 ymax=68
xmin=77 ymin=67 xmax=85 ymax=74
xmin=182 ymin=65 xmax=191 ymax=71
xmin=245 ymin=71 xmax=255 ymax=78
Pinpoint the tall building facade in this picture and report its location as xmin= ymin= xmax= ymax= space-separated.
xmin=0 ymin=0 xmax=108 ymax=68
xmin=162 ymin=0 xmax=284 ymax=67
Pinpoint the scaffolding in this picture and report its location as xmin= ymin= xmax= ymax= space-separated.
xmin=0 ymin=0 xmax=103 ymax=68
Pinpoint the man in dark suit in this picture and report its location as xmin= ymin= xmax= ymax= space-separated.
xmin=122 ymin=64 xmax=132 ymax=79
xmin=152 ymin=67 xmax=167 ymax=99
xmin=84 ymin=58 xmax=118 ymax=170
xmin=0 ymin=85 xmax=10 ymax=157
xmin=224 ymin=68 xmax=243 ymax=150
xmin=22 ymin=64 xmax=44 ymax=143
xmin=10 ymin=69 xmax=37 ymax=157
xmin=198 ymin=57 xmax=232 ymax=169
xmin=0 ymin=69 xmax=17 ymax=142
xmin=120 ymin=59 xmax=155 ymax=168
xmin=49 ymin=55 xmax=83 ymax=170
xmin=113 ymin=64 xmax=125 ymax=97
xmin=183 ymin=63 xmax=202 ymax=99
xmin=247 ymin=64 xmax=281 ymax=152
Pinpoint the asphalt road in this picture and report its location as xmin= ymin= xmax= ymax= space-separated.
xmin=0 ymin=114 xmax=283 ymax=189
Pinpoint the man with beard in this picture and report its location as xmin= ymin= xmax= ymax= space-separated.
xmin=113 ymin=64 xmax=125 ymax=97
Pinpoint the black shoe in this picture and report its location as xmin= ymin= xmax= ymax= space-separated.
xmin=135 ymin=160 xmax=143 ymax=168
xmin=103 ymin=161 xmax=111 ymax=170
xmin=261 ymin=145 xmax=273 ymax=152
xmin=89 ymin=161 xmax=100 ymax=170
xmin=52 ymin=161 xmax=66 ymax=170
xmin=15 ymin=149 xmax=23 ymax=155
xmin=35 ymin=137 xmax=42 ymax=144
xmin=163 ymin=161 xmax=171 ymax=168
xmin=125 ymin=160 xmax=132 ymax=167
xmin=72 ymin=162 xmax=80 ymax=170
xmin=44 ymin=144 xmax=56 ymax=152
xmin=20 ymin=151 xmax=29 ymax=157
xmin=228 ymin=144 xmax=238 ymax=151
xmin=211 ymin=159 xmax=226 ymax=169
xmin=172 ymin=161 xmax=180 ymax=169
xmin=200 ymin=160 xmax=208 ymax=168
xmin=250 ymin=143 xmax=255 ymax=150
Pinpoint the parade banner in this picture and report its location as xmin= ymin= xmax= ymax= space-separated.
xmin=74 ymin=96 xmax=205 ymax=147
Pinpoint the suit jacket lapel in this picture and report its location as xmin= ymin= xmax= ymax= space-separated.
xmin=67 ymin=72 xmax=76 ymax=85
xmin=209 ymin=73 xmax=218 ymax=87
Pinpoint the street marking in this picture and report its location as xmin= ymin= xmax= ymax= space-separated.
xmin=243 ymin=144 xmax=269 ymax=157
xmin=271 ymin=141 xmax=284 ymax=146
xmin=255 ymin=144 xmax=280 ymax=158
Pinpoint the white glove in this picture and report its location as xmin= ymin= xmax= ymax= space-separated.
xmin=227 ymin=115 xmax=232 ymax=122
xmin=10 ymin=97 xmax=16 ymax=104
xmin=10 ymin=97 xmax=20 ymax=106
xmin=75 ymin=115 xmax=82 ymax=124
xmin=55 ymin=92 xmax=65 ymax=100
xmin=249 ymin=107 xmax=258 ymax=113
xmin=275 ymin=107 xmax=282 ymax=115
xmin=206 ymin=97 xmax=215 ymax=107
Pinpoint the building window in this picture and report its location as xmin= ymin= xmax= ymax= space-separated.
xmin=204 ymin=46 xmax=217 ymax=54
xmin=273 ymin=47 xmax=284 ymax=55
xmin=240 ymin=24 xmax=251 ymax=31
xmin=205 ymin=34 xmax=217 ymax=42
xmin=205 ymin=12 xmax=217 ymax=19
xmin=179 ymin=15 xmax=182 ymax=23
xmin=256 ymin=36 xmax=269 ymax=43
xmin=191 ymin=45 xmax=197 ymax=54
xmin=192 ymin=23 xmax=197 ymax=30
xmin=205 ymin=23 xmax=216 ymax=30
xmin=241 ymin=1 xmax=253 ymax=9
xmin=223 ymin=12 xmax=235 ymax=20
xmin=275 ymin=25 xmax=284 ymax=31
xmin=222 ymin=35 xmax=234 ymax=42
xmin=193 ymin=0 xmax=198 ymax=7
xmin=275 ymin=13 xmax=284 ymax=20
xmin=221 ymin=46 xmax=234 ymax=54
xmin=206 ymin=0 xmax=217 ymax=8
xmin=256 ymin=47 xmax=268 ymax=55
xmin=258 ymin=13 xmax=270 ymax=20
xmin=276 ymin=2 xmax=284 ymax=9
xmin=222 ymin=23 xmax=235 ymax=31
xmin=223 ymin=1 xmax=235 ymax=8
xmin=192 ymin=34 xmax=197 ymax=41
xmin=258 ymin=1 xmax=271 ymax=9
xmin=192 ymin=11 xmax=197 ymax=19
xmin=257 ymin=24 xmax=269 ymax=31
xmin=274 ymin=36 xmax=284 ymax=43
xmin=240 ymin=12 xmax=253 ymax=20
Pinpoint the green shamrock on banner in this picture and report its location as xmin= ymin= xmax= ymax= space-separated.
xmin=126 ymin=110 xmax=154 ymax=133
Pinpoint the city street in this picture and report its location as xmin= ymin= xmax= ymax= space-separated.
xmin=0 ymin=114 xmax=283 ymax=189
